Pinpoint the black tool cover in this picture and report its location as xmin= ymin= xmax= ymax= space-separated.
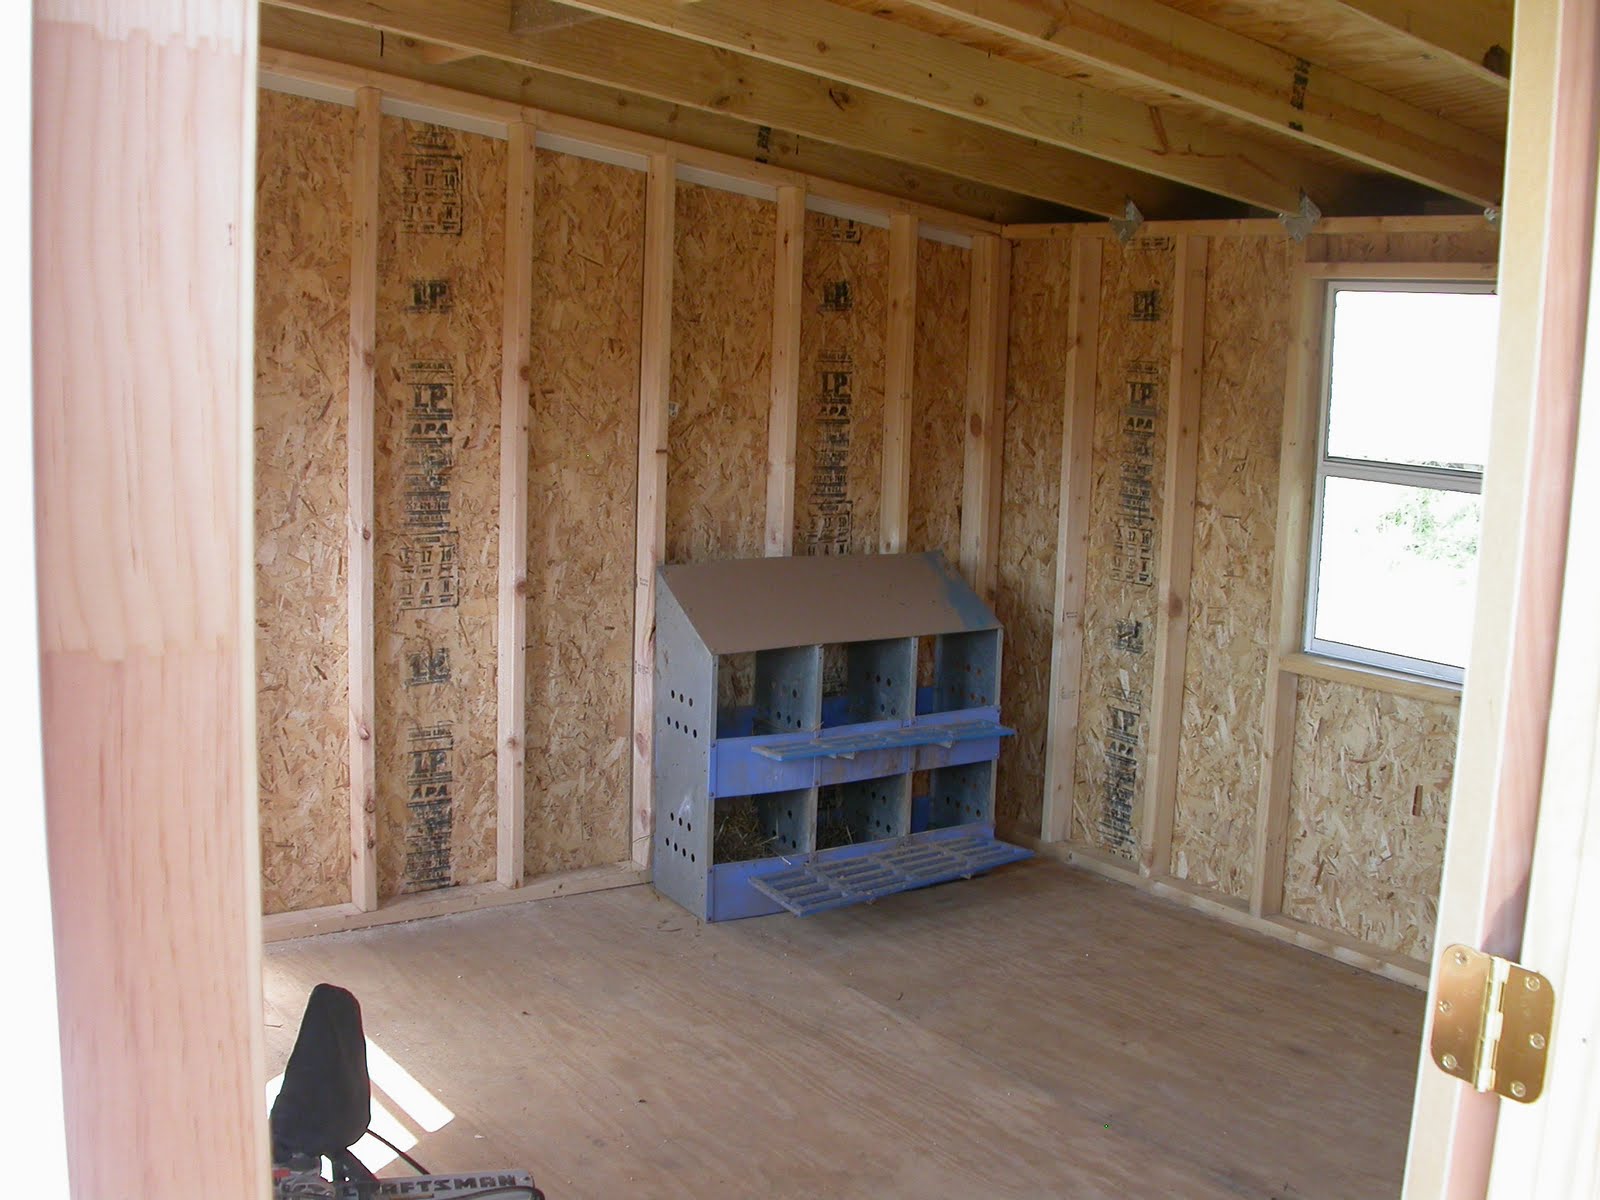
xmin=271 ymin=983 xmax=372 ymax=1161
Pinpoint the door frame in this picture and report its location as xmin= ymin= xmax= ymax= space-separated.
xmin=33 ymin=3 xmax=267 ymax=1197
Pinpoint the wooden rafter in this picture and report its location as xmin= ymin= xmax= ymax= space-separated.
xmin=883 ymin=0 xmax=1505 ymax=205
xmin=510 ymin=0 xmax=707 ymax=33
xmin=265 ymin=0 xmax=1206 ymax=218
xmin=549 ymin=0 xmax=1370 ymax=212
xmin=510 ymin=0 xmax=600 ymax=34
xmin=1328 ymin=0 xmax=1513 ymax=83
xmin=258 ymin=9 xmax=1060 ymax=225
xmin=414 ymin=43 xmax=479 ymax=64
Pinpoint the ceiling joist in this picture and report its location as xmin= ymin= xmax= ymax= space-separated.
xmin=550 ymin=0 xmax=1365 ymax=212
xmin=268 ymin=0 xmax=1215 ymax=218
xmin=882 ymin=0 xmax=1505 ymax=205
xmin=510 ymin=0 xmax=705 ymax=30
xmin=1328 ymin=0 xmax=1513 ymax=84
xmin=266 ymin=0 xmax=1512 ymax=220
xmin=259 ymin=8 xmax=1069 ymax=223
xmin=508 ymin=0 xmax=600 ymax=34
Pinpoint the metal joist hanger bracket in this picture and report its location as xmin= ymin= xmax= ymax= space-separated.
xmin=1279 ymin=193 xmax=1322 ymax=242
xmin=1110 ymin=199 xmax=1143 ymax=244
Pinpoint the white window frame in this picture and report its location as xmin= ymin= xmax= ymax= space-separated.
xmin=1303 ymin=278 xmax=1497 ymax=685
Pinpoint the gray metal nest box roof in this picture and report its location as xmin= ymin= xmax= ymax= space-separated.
xmin=657 ymin=551 xmax=999 ymax=655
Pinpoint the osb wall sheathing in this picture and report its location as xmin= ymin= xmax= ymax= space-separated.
xmin=666 ymin=183 xmax=775 ymax=566
xmin=907 ymin=239 xmax=970 ymax=565
xmin=993 ymin=238 xmax=1070 ymax=838
xmin=668 ymin=183 xmax=775 ymax=715
xmin=1283 ymin=677 xmax=1458 ymax=958
xmin=522 ymin=150 xmax=643 ymax=878
xmin=1169 ymin=237 xmax=1297 ymax=898
xmin=255 ymin=90 xmax=352 ymax=914
xmin=909 ymin=239 xmax=970 ymax=690
xmin=374 ymin=117 xmax=504 ymax=899
xmin=1072 ymin=237 xmax=1176 ymax=861
xmin=793 ymin=213 xmax=888 ymax=557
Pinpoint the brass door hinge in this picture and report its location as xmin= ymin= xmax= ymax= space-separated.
xmin=1430 ymin=944 xmax=1554 ymax=1104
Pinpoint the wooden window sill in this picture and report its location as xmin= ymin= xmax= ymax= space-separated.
xmin=1279 ymin=651 xmax=1463 ymax=706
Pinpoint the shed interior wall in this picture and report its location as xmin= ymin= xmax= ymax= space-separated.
xmin=372 ymin=114 xmax=504 ymax=900
xmin=1072 ymin=237 xmax=1176 ymax=860
xmin=1169 ymin=235 xmax=1296 ymax=900
xmin=666 ymin=183 xmax=775 ymax=568
xmin=256 ymin=88 xmax=353 ymax=914
xmin=253 ymin=70 xmax=1492 ymax=978
xmin=907 ymin=238 xmax=970 ymax=566
xmin=908 ymin=238 xmax=970 ymax=696
xmin=794 ymin=212 xmax=889 ymax=558
xmin=992 ymin=239 xmax=1071 ymax=836
xmin=523 ymin=149 xmax=644 ymax=878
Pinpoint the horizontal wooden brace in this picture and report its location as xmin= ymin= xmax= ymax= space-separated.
xmin=1004 ymin=215 xmax=1498 ymax=241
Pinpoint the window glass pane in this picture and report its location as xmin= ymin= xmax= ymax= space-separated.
xmin=1326 ymin=288 xmax=1498 ymax=471
xmin=1313 ymin=476 xmax=1481 ymax=670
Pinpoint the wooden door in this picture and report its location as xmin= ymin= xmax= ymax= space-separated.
xmin=1482 ymin=53 xmax=1600 ymax=1195
xmin=1403 ymin=0 xmax=1600 ymax=1194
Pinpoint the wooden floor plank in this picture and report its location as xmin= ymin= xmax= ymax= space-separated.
xmin=263 ymin=859 xmax=1421 ymax=1198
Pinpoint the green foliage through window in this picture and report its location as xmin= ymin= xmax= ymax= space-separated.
xmin=1377 ymin=490 xmax=1479 ymax=567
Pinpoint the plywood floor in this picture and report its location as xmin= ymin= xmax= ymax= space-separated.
xmin=263 ymin=859 xmax=1424 ymax=1199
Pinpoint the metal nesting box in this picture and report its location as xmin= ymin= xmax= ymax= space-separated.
xmin=650 ymin=551 xmax=1029 ymax=922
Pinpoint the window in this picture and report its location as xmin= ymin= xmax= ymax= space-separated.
xmin=1305 ymin=280 xmax=1499 ymax=684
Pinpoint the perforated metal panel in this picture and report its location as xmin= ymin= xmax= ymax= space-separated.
xmin=652 ymin=585 xmax=717 ymax=917
xmin=934 ymin=628 xmax=1003 ymax=711
xmin=748 ymin=718 xmax=1010 ymax=762
xmin=843 ymin=637 xmax=916 ymax=723
xmin=929 ymin=759 xmax=997 ymax=829
xmin=748 ymin=832 xmax=1031 ymax=916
